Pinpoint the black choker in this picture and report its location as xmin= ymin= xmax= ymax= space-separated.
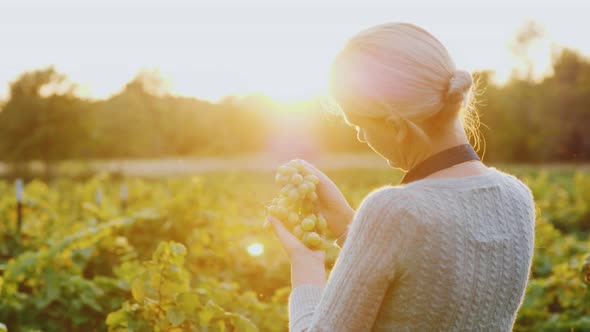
xmin=400 ymin=144 xmax=480 ymax=185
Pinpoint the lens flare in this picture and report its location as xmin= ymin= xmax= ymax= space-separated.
xmin=247 ymin=242 xmax=264 ymax=257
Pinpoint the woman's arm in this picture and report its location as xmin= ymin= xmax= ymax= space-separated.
xmin=290 ymin=251 xmax=326 ymax=288
xmin=333 ymin=208 xmax=354 ymax=248
xmin=295 ymin=159 xmax=355 ymax=241
xmin=288 ymin=187 xmax=417 ymax=332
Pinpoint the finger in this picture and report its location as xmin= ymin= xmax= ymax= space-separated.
xmin=267 ymin=216 xmax=300 ymax=246
xmin=295 ymin=159 xmax=331 ymax=185
xmin=296 ymin=159 xmax=321 ymax=175
xmin=295 ymin=159 xmax=336 ymax=198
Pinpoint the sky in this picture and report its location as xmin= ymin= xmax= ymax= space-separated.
xmin=0 ymin=0 xmax=589 ymax=102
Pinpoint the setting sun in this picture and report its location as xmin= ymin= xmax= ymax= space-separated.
xmin=2 ymin=0 xmax=589 ymax=102
xmin=247 ymin=242 xmax=265 ymax=257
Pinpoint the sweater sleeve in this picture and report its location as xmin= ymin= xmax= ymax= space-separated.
xmin=288 ymin=186 xmax=417 ymax=332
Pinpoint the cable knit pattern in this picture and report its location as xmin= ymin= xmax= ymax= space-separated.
xmin=288 ymin=166 xmax=536 ymax=332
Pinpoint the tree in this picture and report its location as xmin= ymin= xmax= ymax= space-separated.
xmin=0 ymin=67 xmax=90 ymax=176
xmin=549 ymin=49 xmax=590 ymax=160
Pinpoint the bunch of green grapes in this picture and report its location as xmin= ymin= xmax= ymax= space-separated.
xmin=264 ymin=160 xmax=330 ymax=249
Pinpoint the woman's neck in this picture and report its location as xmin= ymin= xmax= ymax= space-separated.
xmin=404 ymin=137 xmax=470 ymax=171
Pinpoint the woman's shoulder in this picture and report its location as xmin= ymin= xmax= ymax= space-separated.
xmin=361 ymin=167 xmax=535 ymax=215
xmin=399 ymin=166 xmax=536 ymax=213
xmin=399 ymin=167 xmax=531 ymax=195
xmin=495 ymin=168 xmax=535 ymax=200
xmin=356 ymin=185 xmax=417 ymax=219
xmin=471 ymin=167 xmax=536 ymax=208
xmin=349 ymin=185 xmax=419 ymax=243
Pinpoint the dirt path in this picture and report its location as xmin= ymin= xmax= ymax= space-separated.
xmin=0 ymin=154 xmax=390 ymax=177
xmin=1 ymin=154 xmax=588 ymax=177
xmin=87 ymin=154 xmax=390 ymax=176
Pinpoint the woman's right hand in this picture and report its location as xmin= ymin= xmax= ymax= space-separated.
xmin=296 ymin=159 xmax=355 ymax=241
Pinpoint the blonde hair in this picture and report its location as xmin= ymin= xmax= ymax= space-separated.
xmin=328 ymin=22 xmax=482 ymax=151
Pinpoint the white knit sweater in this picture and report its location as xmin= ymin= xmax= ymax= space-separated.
xmin=289 ymin=166 xmax=536 ymax=332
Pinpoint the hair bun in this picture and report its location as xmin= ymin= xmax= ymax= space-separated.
xmin=445 ymin=70 xmax=473 ymax=104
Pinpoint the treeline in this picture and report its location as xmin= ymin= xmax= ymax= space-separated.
xmin=476 ymin=48 xmax=590 ymax=162
xmin=0 ymin=70 xmax=277 ymax=161
xmin=0 ymin=47 xmax=589 ymax=166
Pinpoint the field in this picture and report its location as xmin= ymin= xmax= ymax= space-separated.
xmin=0 ymin=165 xmax=589 ymax=332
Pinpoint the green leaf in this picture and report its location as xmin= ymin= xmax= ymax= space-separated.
xmin=106 ymin=309 xmax=128 ymax=327
xmin=167 ymin=307 xmax=185 ymax=326
xmin=177 ymin=291 xmax=201 ymax=312
xmin=131 ymin=278 xmax=145 ymax=302
xmin=216 ymin=320 xmax=226 ymax=332
xmin=35 ymin=270 xmax=61 ymax=310
xmin=229 ymin=313 xmax=259 ymax=332
xmin=80 ymin=293 xmax=102 ymax=312
xmin=82 ymin=202 xmax=100 ymax=216
xmin=152 ymin=242 xmax=169 ymax=261
xmin=198 ymin=308 xmax=214 ymax=326
xmin=170 ymin=242 xmax=187 ymax=257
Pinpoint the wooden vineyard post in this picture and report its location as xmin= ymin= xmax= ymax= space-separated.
xmin=120 ymin=183 xmax=128 ymax=213
xmin=95 ymin=188 xmax=102 ymax=207
xmin=15 ymin=178 xmax=23 ymax=233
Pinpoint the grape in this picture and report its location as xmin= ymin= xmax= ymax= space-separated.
xmin=302 ymin=232 xmax=321 ymax=247
xmin=317 ymin=214 xmax=328 ymax=230
xmin=280 ymin=184 xmax=294 ymax=196
xmin=265 ymin=159 xmax=336 ymax=250
xmin=268 ymin=205 xmax=280 ymax=216
xmin=308 ymin=192 xmax=318 ymax=201
xmin=277 ymin=206 xmax=289 ymax=219
xmin=284 ymin=196 xmax=297 ymax=207
xmin=278 ymin=165 xmax=296 ymax=176
xmin=291 ymin=174 xmax=303 ymax=185
xmin=293 ymin=225 xmax=303 ymax=239
xmin=301 ymin=218 xmax=315 ymax=231
xmin=287 ymin=212 xmax=299 ymax=225
xmin=277 ymin=197 xmax=290 ymax=208
xmin=300 ymin=198 xmax=313 ymax=210
xmin=288 ymin=188 xmax=300 ymax=201
xmin=305 ymin=181 xmax=316 ymax=193
xmin=288 ymin=160 xmax=306 ymax=173
xmin=297 ymin=183 xmax=309 ymax=195
xmin=304 ymin=174 xmax=319 ymax=185
xmin=268 ymin=205 xmax=288 ymax=220
xmin=275 ymin=174 xmax=289 ymax=186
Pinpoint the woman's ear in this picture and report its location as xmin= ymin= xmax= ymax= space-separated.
xmin=385 ymin=116 xmax=408 ymax=143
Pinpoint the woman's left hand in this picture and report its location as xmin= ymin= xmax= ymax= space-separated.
xmin=267 ymin=215 xmax=326 ymax=287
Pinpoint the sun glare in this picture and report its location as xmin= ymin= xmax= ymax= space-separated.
xmin=247 ymin=242 xmax=265 ymax=257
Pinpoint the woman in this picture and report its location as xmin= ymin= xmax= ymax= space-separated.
xmin=266 ymin=22 xmax=536 ymax=331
